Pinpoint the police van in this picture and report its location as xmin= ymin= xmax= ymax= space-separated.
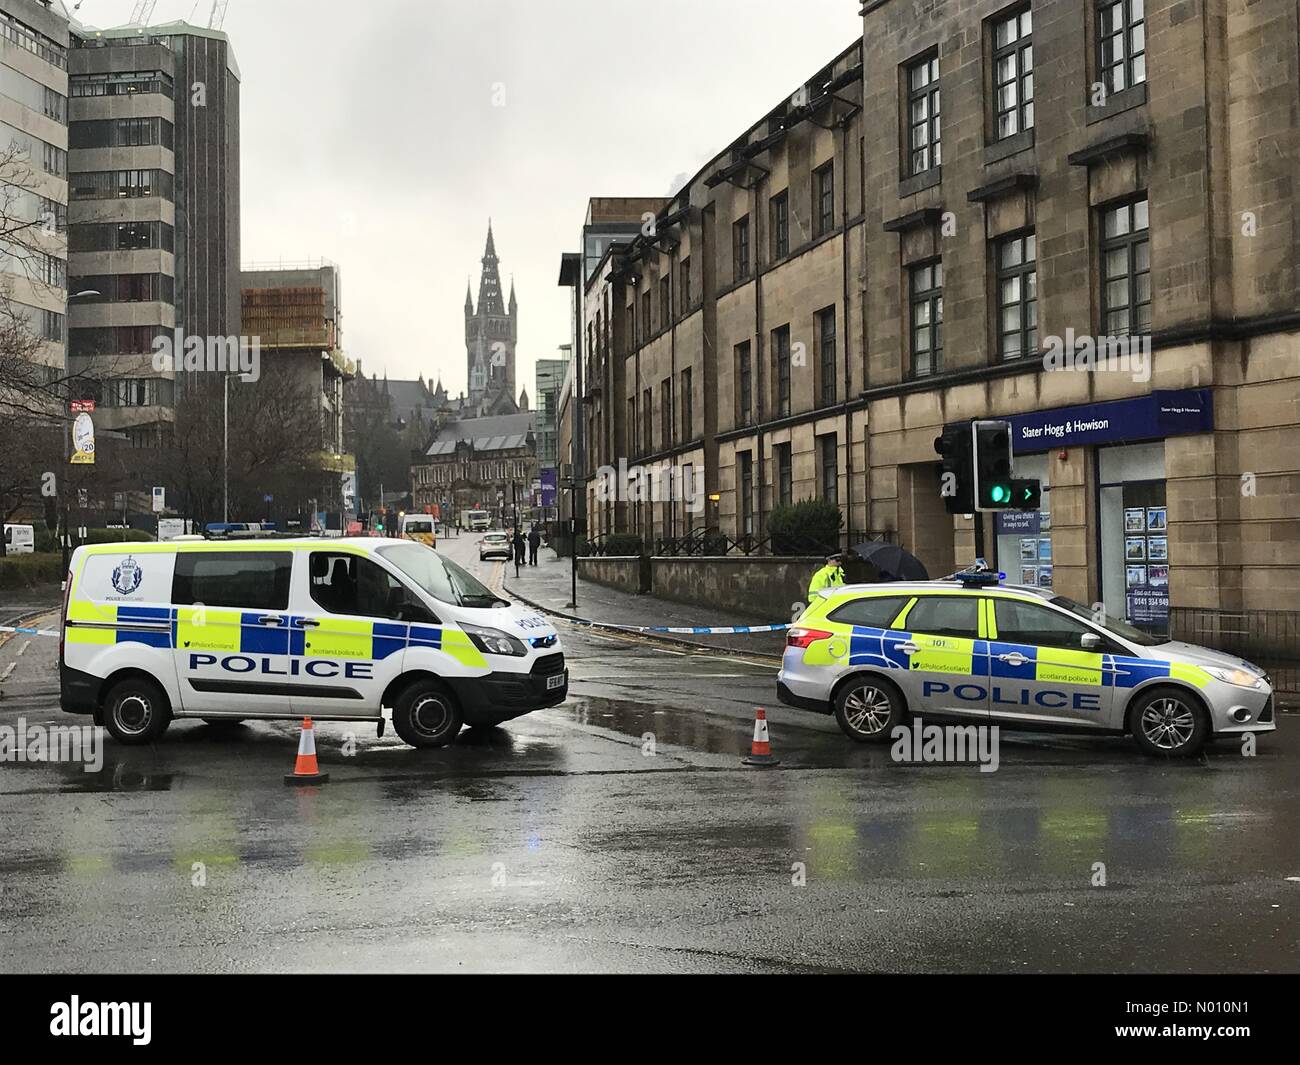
xmin=778 ymin=575 xmax=1276 ymax=757
xmin=399 ymin=513 xmax=436 ymax=548
xmin=59 ymin=537 xmax=567 ymax=748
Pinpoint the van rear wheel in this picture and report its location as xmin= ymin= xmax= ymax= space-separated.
xmin=391 ymin=679 xmax=463 ymax=748
xmin=102 ymin=676 xmax=171 ymax=745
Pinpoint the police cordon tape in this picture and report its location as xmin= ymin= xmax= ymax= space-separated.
xmin=3 ymin=621 xmax=787 ymax=637
xmin=0 ymin=625 xmax=58 ymax=637
xmin=568 ymin=620 xmax=790 ymax=635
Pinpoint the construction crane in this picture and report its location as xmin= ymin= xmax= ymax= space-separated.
xmin=209 ymin=0 xmax=229 ymax=30
xmin=129 ymin=0 xmax=159 ymax=26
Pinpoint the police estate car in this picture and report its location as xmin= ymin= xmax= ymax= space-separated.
xmin=59 ymin=537 xmax=567 ymax=748
xmin=777 ymin=575 xmax=1275 ymax=757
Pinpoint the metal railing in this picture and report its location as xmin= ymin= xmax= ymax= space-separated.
xmin=1169 ymin=607 xmax=1300 ymax=702
xmin=584 ymin=527 xmax=896 ymax=558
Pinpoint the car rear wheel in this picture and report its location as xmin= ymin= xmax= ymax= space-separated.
xmin=833 ymin=676 xmax=904 ymax=743
xmin=1128 ymin=686 xmax=1209 ymax=758
xmin=102 ymin=676 xmax=172 ymax=745
xmin=391 ymin=679 xmax=463 ymax=748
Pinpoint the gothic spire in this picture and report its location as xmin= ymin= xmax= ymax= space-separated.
xmin=477 ymin=220 xmax=504 ymax=315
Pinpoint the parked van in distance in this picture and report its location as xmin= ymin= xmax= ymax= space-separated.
xmin=399 ymin=513 xmax=436 ymax=548
xmin=4 ymin=524 xmax=35 ymax=554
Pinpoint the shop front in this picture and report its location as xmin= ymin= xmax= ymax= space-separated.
xmin=1001 ymin=388 xmax=1213 ymax=634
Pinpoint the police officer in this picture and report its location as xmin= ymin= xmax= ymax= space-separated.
xmin=528 ymin=525 xmax=541 ymax=566
xmin=807 ymin=553 xmax=846 ymax=598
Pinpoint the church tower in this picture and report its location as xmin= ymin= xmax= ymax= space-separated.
xmin=464 ymin=221 xmax=518 ymax=410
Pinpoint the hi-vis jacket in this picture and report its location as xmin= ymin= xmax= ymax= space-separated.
xmin=807 ymin=563 xmax=845 ymax=598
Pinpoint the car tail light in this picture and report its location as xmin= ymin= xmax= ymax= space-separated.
xmin=787 ymin=627 xmax=833 ymax=649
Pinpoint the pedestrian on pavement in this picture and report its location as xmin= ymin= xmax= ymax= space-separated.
xmin=807 ymin=553 xmax=846 ymax=599
xmin=528 ymin=525 xmax=541 ymax=566
xmin=512 ymin=528 xmax=526 ymax=577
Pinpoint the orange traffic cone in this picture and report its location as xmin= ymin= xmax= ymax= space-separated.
xmin=742 ymin=707 xmax=780 ymax=767
xmin=284 ymin=717 xmax=330 ymax=785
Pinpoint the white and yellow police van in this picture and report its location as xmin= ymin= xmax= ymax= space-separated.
xmin=59 ymin=537 xmax=566 ymax=748
xmin=778 ymin=573 xmax=1276 ymax=757
xmin=399 ymin=513 xmax=436 ymax=548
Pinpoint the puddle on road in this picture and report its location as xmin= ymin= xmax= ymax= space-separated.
xmin=59 ymin=760 xmax=175 ymax=793
xmin=563 ymin=695 xmax=750 ymax=756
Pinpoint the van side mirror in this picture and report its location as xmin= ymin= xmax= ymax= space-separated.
xmin=1080 ymin=632 xmax=1101 ymax=651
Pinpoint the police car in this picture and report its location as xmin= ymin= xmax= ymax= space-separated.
xmin=777 ymin=574 xmax=1276 ymax=757
xmin=59 ymin=537 xmax=567 ymax=748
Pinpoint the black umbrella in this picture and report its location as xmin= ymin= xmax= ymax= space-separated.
xmin=850 ymin=541 xmax=929 ymax=581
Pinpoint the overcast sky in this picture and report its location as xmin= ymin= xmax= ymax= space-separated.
xmin=78 ymin=0 xmax=862 ymax=397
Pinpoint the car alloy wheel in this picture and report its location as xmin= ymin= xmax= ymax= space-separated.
xmin=843 ymin=684 xmax=892 ymax=735
xmin=1139 ymin=696 xmax=1197 ymax=751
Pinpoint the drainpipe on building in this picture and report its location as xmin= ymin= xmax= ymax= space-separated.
xmin=839 ymin=112 xmax=853 ymax=551
xmin=753 ymin=179 xmax=765 ymax=545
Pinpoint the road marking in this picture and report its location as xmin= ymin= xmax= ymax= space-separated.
xmin=16 ymin=640 xmax=30 ymax=657
xmin=0 ymin=662 xmax=16 ymax=681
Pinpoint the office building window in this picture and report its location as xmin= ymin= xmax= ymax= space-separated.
xmin=680 ymin=367 xmax=693 ymax=441
xmin=770 ymin=190 xmax=789 ymax=258
xmin=679 ymin=256 xmax=691 ymax=311
xmin=996 ymin=232 xmax=1037 ymax=359
xmin=642 ymin=388 xmax=652 ymax=453
xmin=817 ymin=306 xmax=837 ymax=405
xmin=1101 ymin=198 xmax=1150 ymax=335
xmin=819 ymin=434 xmax=838 ymax=505
xmin=775 ymin=443 xmax=793 ymax=508
xmin=733 ymin=215 xmax=750 ymax=281
xmin=772 ymin=325 xmax=791 ymax=418
xmin=814 ymin=162 xmax=834 ymax=238
xmin=739 ymin=451 xmax=754 ymax=536
xmin=659 ymin=275 xmax=670 ymax=329
xmin=907 ymin=53 xmax=941 ymax=175
xmin=910 ymin=259 xmax=943 ymax=378
xmin=737 ymin=341 xmax=753 ymax=427
xmin=661 ymin=377 xmax=673 ymax=449
xmin=640 ymin=290 xmax=651 ymax=342
xmin=1097 ymin=0 xmax=1146 ymax=94
xmin=993 ymin=7 xmax=1034 ymax=139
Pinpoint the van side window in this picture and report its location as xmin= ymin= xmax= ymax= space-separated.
xmin=172 ymin=552 xmax=292 ymax=610
xmin=309 ymin=552 xmax=431 ymax=621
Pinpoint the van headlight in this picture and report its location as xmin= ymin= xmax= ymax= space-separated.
xmin=462 ymin=624 xmax=526 ymax=657
xmin=1201 ymin=665 xmax=1263 ymax=689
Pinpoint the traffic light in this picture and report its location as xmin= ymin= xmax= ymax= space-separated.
xmin=973 ymin=420 xmax=1013 ymax=511
xmin=934 ymin=423 xmax=975 ymax=514
xmin=1010 ymin=477 xmax=1042 ymax=510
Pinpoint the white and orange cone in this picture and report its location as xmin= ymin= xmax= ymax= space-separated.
xmin=284 ymin=717 xmax=330 ymax=785
xmin=742 ymin=707 xmax=780 ymax=767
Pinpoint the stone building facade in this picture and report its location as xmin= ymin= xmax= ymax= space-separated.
xmin=577 ymin=0 xmax=1300 ymax=627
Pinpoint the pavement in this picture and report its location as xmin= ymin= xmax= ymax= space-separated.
xmin=0 ymin=537 xmax=1296 ymax=974
xmin=499 ymin=544 xmax=789 ymax=657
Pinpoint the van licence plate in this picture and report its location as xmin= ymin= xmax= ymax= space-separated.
xmin=546 ymin=672 xmax=566 ymax=691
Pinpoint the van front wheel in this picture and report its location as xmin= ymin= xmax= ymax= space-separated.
xmin=391 ymin=680 xmax=463 ymax=748
xmin=102 ymin=676 xmax=171 ymax=745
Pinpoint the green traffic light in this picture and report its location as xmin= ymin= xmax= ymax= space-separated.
xmin=991 ymin=484 xmax=1011 ymax=504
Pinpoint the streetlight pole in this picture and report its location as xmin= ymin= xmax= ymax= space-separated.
xmin=61 ymin=290 xmax=101 ymax=580
xmin=222 ymin=374 xmax=229 ymax=523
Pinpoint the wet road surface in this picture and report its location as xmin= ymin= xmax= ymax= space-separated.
xmin=0 ymin=543 xmax=1296 ymax=973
